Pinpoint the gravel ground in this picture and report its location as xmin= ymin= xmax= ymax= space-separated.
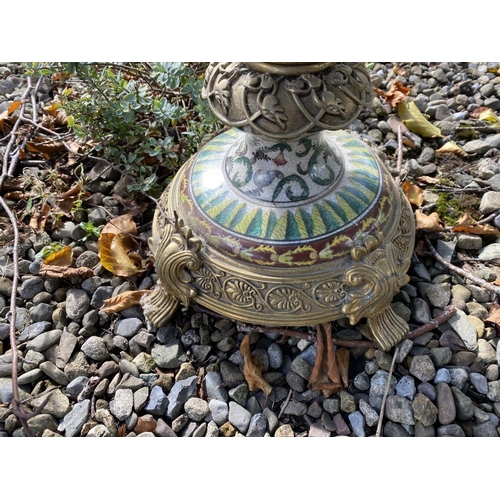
xmin=1 ymin=62 xmax=500 ymax=437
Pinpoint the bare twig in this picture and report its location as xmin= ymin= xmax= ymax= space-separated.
xmin=477 ymin=207 xmax=500 ymax=225
xmin=375 ymin=346 xmax=399 ymax=437
xmin=395 ymin=125 xmax=403 ymax=185
xmin=424 ymin=236 xmax=500 ymax=296
xmin=406 ymin=305 xmax=457 ymax=339
xmin=278 ymin=389 xmax=293 ymax=419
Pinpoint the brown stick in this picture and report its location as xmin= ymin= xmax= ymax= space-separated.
xmin=424 ymin=236 xmax=500 ymax=296
xmin=395 ymin=125 xmax=403 ymax=185
xmin=237 ymin=304 xmax=457 ymax=348
xmin=375 ymin=346 xmax=399 ymax=437
xmin=406 ymin=305 xmax=457 ymax=339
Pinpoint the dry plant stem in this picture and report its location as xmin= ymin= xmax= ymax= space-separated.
xmin=0 ymin=79 xmax=41 ymax=437
xmin=477 ymin=207 xmax=500 ymax=225
xmin=406 ymin=305 xmax=457 ymax=339
xmin=278 ymin=389 xmax=293 ymax=419
xmin=424 ymin=236 xmax=500 ymax=296
xmin=375 ymin=346 xmax=399 ymax=438
xmin=395 ymin=125 xmax=403 ymax=185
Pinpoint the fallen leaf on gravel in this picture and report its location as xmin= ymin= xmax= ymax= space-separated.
xmin=101 ymin=290 xmax=152 ymax=314
xmin=336 ymin=347 xmax=350 ymax=388
xmin=101 ymin=213 xmax=137 ymax=250
xmin=38 ymin=265 xmax=94 ymax=279
xmin=435 ymin=141 xmax=468 ymax=156
xmin=308 ymin=323 xmax=343 ymax=397
xmin=57 ymin=183 xmax=89 ymax=216
xmin=452 ymin=213 xmax=500 ymax=236
xmin=485 ymin=303 xmax=500 ymax=335
xmin=402 ymin=179 xmax=424 ymax=207
xmin=416 ymin=175 xmax=441 ymax=185
xmin=43 ymin=245 xmax=73 ymax=266
xmin=98 ymin=233 xmax=145 ymax=277
xmin=98 ymin=214 xmax=145 ymax=277
xmin=470 ymin=106 xmax=491 ymax=119
xmin=479 ymin=108 xmax=500 ymax=128
xmin=240 ymin=335 xmax=272 ymax=396
xmin=398 ymin=101 xmax=443 ymax=138
xmin=374 ymin=79 xmax=410 ymax=107
xmin=0 ymin=101 xmax=21 ymax=134
xmin=415 ymin=210 xmax=445 ymax=231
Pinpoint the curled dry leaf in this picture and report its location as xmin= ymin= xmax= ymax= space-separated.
xmin=398 ymin=101 xmax=443 ymax=138
xmin=98 ymin=232 xmax=145 ymax=277
xmin=373 ymin=79 xmax=410 ymax=107
xmin=38 ymin=265 xmax=94 ymax=279
xmin=98 ymin=213 xmax=145 ymax=277
xmin=308 ymin=323 xmax=343 ymax=397
xmin=0 ymin=100 xmax=21 ymax=134
xmin=415 ymin=210 xmax=445 ymax=232
xmin=452 ymin=213 xmax=500 ymax=236
xmin=479 ymin=109 xmax=500 ymax=128
xmin=101 ymin=290 xmax=152 ymax=314
xmin=43 ymin=245 xmax=73 ymax=266
xmin=402 ymin=179 xmax=424 ymax=207
xmin=485 ymin=303 xmax=500 ymax=335
xmin=435 ymin=141 xmax=468 ymax=157
xmin=416 ymin=175 xmax=441 ymax=185
xmin=240 ymin=335 xmax=273 ymax=396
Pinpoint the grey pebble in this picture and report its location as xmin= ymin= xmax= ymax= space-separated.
xmin=385 ymin=395 xmax=415 ymax=425
xmin=348 ymin=411 xmax=366 ymax=437
xmin=144 ymin=385 xmax=169 ymax=416
xmin=470 ymin=372 xmax=489 ymax=395
xmin=166 ymin=375 xmax=198 ymax=420
xmin=267 ymin=343 xmax=283 ymax=369
xmin=65 ymin=289 xmax=91 ymax=320
xmin=395 ymin=375 xmax=416 ymax=400
xmin=436 ymin=382 xmax=456 ymax=425
xmin=409 ymin=355 xmax=436 ymax=382
xmin=81 ymin=336 xmax=108 ymax=361
xmin=26 ymin=329 xmax=62 ymax=352
xmin=247 ymin=413 xmax=267 ymax=437
xmin=60 ymin=399 xmax=91 ymax=437
xmin=184 ymin=397 xmax=210 ymax=422
xmin=228 ymin=401 xmax=252 ymax=433
xmin=151 ymin=342 xmax=186 ymax=369
xmin=204 ymin=370 xmax=228 ymax=403
xmin=208 ymin=399 xmax=229 ymax=426
xmin=110 ymin=388 xmax=134 ymax=421
xmin=114 ymin=318 xmax=143 ymax=338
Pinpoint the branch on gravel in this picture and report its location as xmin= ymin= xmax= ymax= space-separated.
xmin=395 ymin=124 xmax=403 ymax=185
xmin=375 ymin=346 xmax=399 ymax=437
xmin=0 ymin=77 xmax=46 ymax=437
xmin=424 ymin=235 xmax=500 ymax=297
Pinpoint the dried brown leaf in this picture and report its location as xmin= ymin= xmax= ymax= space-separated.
xmin=240 ymin=335 xmax=273 ymax=396
xmin=308 ymin=323 xmax=343 ymax=397
xmin=101 ymin=290 xmax=152 ymax=314
xmin=98 ymin=232 xmax=145 ymax=277
xmin=38 ymin=265 xmax=94 ymax=279
xmin=416 ymin=175 xmax=441 ymax=185
xmin=336 ymin=347 xmax=350 ymax=388
xmin=101 ymin=213 xmax=137 ymax=251
xmin=402 ymin=179 xmax=424 ymax=207
xmin=485 ymin=303 xmax=500 ymax=335
xmin=43 ymin=245 xmax=73 ymax=266
xmin=26 ymin=139 xmax=65 ymax=157
xmin=452 ymin=213 xmax=500 ymax=236
xmin=374 ymin=79 xmax=411 ymax=107
xmin=415 ymin=210 xmax=445 ymax=232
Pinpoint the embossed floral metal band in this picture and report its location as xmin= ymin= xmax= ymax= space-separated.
xmin=143 ymin=62 xmax=416 ymax=352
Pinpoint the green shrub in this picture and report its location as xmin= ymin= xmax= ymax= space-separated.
xmin=26 ymin=62 xmax=219 ymax=196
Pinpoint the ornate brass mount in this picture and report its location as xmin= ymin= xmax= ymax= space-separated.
xmin=143 ymin=63 xmax=416 ymax=351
